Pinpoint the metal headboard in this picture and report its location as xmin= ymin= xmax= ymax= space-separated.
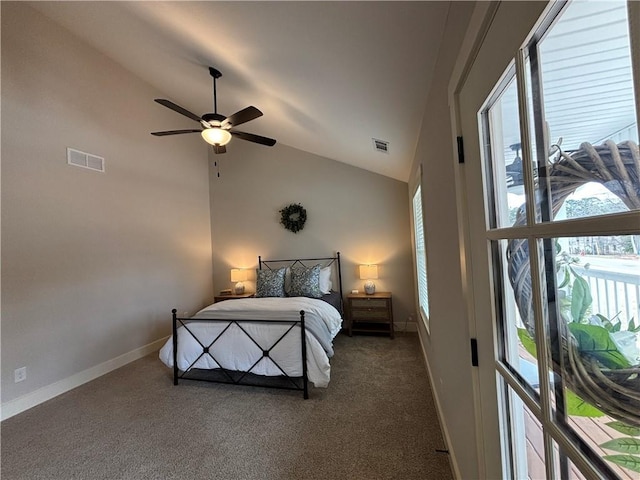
xmin=258 ymin=252 xmax=343 ymax=315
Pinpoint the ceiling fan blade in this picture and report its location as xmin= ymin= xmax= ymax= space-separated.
xmin=154 ymin=99 xmax=202 ymax=123
xmin=222 ymin=106 xmax=263 ymax=128
xmin=151 ymin=129 xmax=202 ymax=136
xmin=212 ymin=145 xmax=227 ymax=154
xmin=231 ymin=130 xmax=277 ymax=146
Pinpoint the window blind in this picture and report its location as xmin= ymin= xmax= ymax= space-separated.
xmin=412 ymin=185 xmax=430 ymax=328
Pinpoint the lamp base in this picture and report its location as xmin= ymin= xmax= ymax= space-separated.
xmin=364 ymin=280 xmax=376 ymax=295
xmin=234 ymin=282 xmax=245 ymax=295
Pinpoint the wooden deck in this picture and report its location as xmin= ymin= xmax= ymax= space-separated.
xmin=524 ymin=407 xmax=586 ymax=479
xmin=522 ymin=384 xmax=635 ymax=479
xmin=514 ymin=344 xmax=635 ymax=479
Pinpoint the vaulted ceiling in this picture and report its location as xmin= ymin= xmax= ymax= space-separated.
xmin=31 ymin=1 xmax=453 ymax=182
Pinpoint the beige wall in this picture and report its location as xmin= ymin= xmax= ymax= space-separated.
xmin=408 ymin=2 xmax=477 ymax=479
xmin=209 ymin=140 xmax=416 ymax=330
xmin=1 ymin=4 xmax=213 ymax=406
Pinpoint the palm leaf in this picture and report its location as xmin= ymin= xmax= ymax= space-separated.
xmin=568 ymin=323 xmax=631 ymax=369
xmin=558 ymin=268 xmax=571 ymax=289
xmin=600 ymin=438 xmax=640 ymax=454
xmin=606 ymin=421 xmax=640 ymax=437
xmin=565 ymin=389 xmax=604 ymax=417
xmin=569 ymin=273 xmax=592 ymax=322
xmin=602 ymin=454 xmax=640 ymax=473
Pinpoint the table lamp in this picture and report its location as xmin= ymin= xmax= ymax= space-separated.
xmin=230 ymin=268 xmax=247 ymax=295
xmin=359 ymin=264 xmax=378 ymax=295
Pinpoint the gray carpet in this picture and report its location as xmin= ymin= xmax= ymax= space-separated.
xmin=1 ymin=333 xmax=453 ymax=479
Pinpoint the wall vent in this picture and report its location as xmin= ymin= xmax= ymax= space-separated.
xmin=372 ymin=138 xmax=389 ymax=154
xmin=67 ymin=147 xmax=105 ymax=172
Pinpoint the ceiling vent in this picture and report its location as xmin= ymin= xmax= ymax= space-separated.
xmin=67 ymin=147 xmax=105 ymax=173
xmin=372 ymin=138 xmax=389 ymax=154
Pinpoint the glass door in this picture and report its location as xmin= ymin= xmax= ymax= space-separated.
xmin=455 ymin=1 xmax=640 ymax=478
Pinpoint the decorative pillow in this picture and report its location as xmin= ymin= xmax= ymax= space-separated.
xmin=319 ymin=266 xmax=332 ymax=294
xmin=255 ymin=268 xmax=286 ymax=297
xmin=289 ymin=264 xmax=323 ymax=298
xmin=284 ymin=265 xmax=331 ymax=295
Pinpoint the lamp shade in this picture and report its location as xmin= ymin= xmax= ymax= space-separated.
xmin=359 ymin=264 xmax=378 ymax=280
xmin=230 ymin=269 xmax=247 ymax=282
xmin=201 ymin=128 xmax=232 ymax=146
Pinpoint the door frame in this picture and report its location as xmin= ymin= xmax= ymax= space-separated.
xmin=447 ymin=2 xmax=553 ymax=477
xmin=450 ymin=1 xmax=640 ymax=478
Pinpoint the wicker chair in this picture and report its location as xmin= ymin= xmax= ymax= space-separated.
xmin=507 ymin=140 xmax=640 ymax=427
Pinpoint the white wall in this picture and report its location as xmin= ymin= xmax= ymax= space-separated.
xmin=208 ymin=140 xmax=416 ymax=330
xmin=408 ymin=2 xmax=477 ymax=479
xmin=1 ymin=4 xmax=214 ymax=411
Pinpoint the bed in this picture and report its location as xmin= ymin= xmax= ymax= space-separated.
xmin=159 ymin=253 xmax=344 ymax=398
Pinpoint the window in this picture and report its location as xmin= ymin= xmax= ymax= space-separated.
xmin=481 ymin=1 xmax=639 ymax=478
xmin=412 ymin=184 xmax=430 ymax=330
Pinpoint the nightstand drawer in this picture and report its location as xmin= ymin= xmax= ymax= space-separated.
xmin=346 ymin=292 xmax=394 ymax=339
xmin=350 ymin=309 xmax=390 ymax=321
xmin=350 ymin=298 xmax=388 ymax=309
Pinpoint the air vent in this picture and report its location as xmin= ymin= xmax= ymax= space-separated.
xmin=67 ymin=148 xmax=105 ymax=172
xmin=372 ymin=138 xmax=389 ymax=154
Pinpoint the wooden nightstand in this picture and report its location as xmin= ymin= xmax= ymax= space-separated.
xmin=347 ymin=292 xmax=394 ymax=339
xmin=214 ymin=293 xmax=254 ymax=303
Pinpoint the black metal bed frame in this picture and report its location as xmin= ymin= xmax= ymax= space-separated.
xmin=171 ymin=253 xmax=343 ymax=399
xmin=172 ymin=310 xmax=310 ymax=397
xmin=258 ymin=252 xmax=344 ymax=316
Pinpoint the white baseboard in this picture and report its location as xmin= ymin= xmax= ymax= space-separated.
xmin=1 ymin=336 xmax=169 ymax=421
xmin=417 ymin=328 xmax=462 ymax=480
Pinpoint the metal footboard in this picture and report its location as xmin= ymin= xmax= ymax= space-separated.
xmin=171 ymin=309 xmax=309 ymax=399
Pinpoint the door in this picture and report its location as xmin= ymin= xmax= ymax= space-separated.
xmin=454 ymin=1 xmax=640 ymax=478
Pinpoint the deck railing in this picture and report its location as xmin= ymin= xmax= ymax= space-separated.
xmin=574 ymin=266 xmax=640 ymax=328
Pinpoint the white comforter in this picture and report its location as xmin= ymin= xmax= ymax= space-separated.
xmin=159 ymin=297 xmax=342 ymax=388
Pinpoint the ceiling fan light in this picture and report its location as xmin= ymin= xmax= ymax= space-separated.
xmin=201 ymin=128 xmax=232 ymax=146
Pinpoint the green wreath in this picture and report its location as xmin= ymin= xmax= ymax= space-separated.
xmin=279 ymin=203 xmax=307 ymax=233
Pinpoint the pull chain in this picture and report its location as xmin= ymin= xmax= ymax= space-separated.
xmin=213 ymin=155 xmax=220 ymax=178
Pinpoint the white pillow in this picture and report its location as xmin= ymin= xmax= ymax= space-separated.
xmin=319 ymin=266 xmax=332 ymax=294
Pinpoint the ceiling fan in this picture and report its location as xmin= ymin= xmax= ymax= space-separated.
xmin=151 ymin=67 xmax=276 ymax=154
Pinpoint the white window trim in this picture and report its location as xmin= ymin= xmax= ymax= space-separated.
xmin=412 ymin=178 xmax=430 ymax=333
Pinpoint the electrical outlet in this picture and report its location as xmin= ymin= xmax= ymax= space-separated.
xmin=14 ymin=366 xmax=27 ymax=383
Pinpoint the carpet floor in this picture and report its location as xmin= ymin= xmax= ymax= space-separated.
xmin=1 ymin=332 xmax=453 ymax=479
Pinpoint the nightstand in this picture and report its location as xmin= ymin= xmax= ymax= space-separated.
xmin=347 ymin=292 xmax=394 ymax=338
xmin=214 ymin=293 xmax=254 ymax=303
